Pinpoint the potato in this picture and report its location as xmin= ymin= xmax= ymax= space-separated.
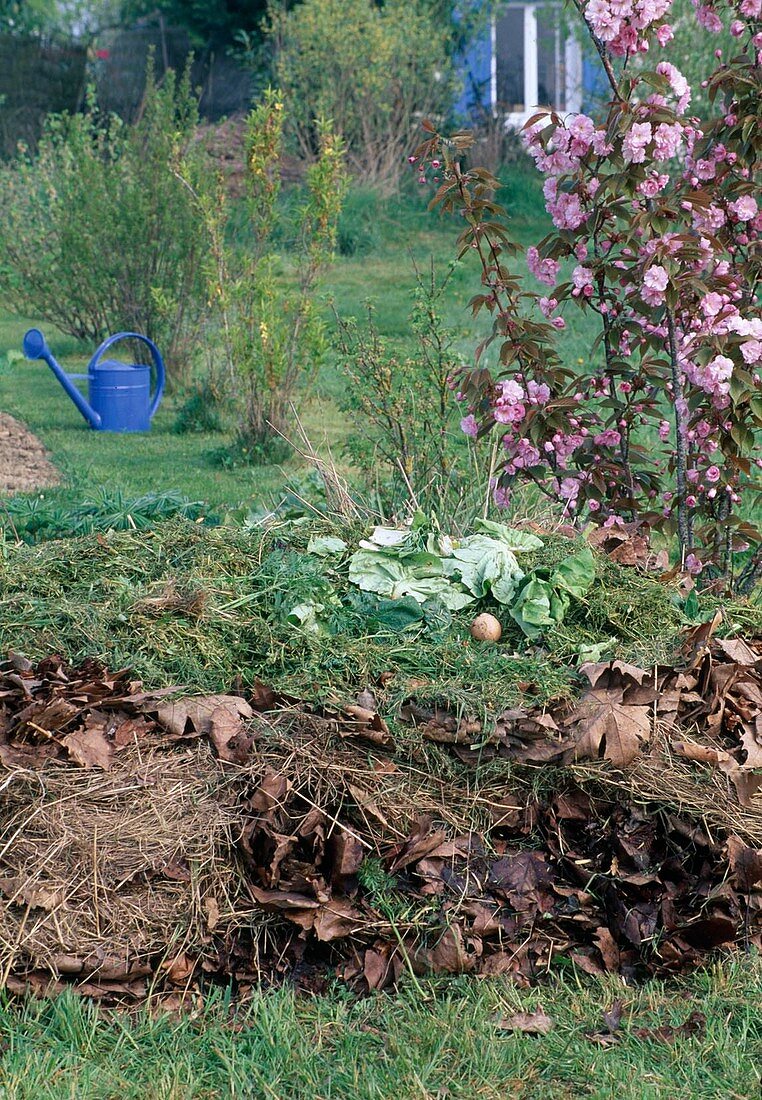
xmin=470 ymin=613 xmax=502 ymax=642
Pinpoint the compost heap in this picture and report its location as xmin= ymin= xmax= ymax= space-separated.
xmin=0 ymin=632 xmax=760 ymax=1004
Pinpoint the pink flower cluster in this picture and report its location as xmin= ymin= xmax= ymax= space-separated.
xmin=585 ymin=0 xmax=673 ymax=56
xmin=493 ymin=379 xmax=527 ymax=424
xmin=527 ymin=246 xmax=560 ymax=286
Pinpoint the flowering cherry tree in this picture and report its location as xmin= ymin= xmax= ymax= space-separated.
xmin=414 ymin=0 xmax=762 ymax=591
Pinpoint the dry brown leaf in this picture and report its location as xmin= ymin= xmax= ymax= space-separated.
xmin=418 ymin=924 xmax=475 ymax=974
xmin=62 ymin=724 xmax=113 ymax=770
xmin=570 ymin=690 xmax=652 ymax=767
xmin=204 ymin=896 xmax=221 ymax=931
xmin=726 ymin=836 xmax=762 ymax=892
xmin=312 ymin=900 xmax=365 ymax=942
xmin=162 ymin=953 xmax=196 ymax=984
xmin=249 ymin=886 xmax=320 ymax=911
xmin=740 ymin=726 xmax=762 ymax=769
xmin=154 ymin=694 xmax=253 ymax=739
xmin=498 ymin=1009 xmax=554 ymax=1035
xmin=208 ymin=703 xmax=256 ymax=764
xmin=670 ymin=740 xmax=731 ymax=766
xmin=715 ymin=638 xmax=759 ymax=666
xmin=594 ymin=926 xmax=621 ymax=972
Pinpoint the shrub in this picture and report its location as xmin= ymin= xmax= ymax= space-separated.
xmin=0 ymin=66 xmax=208 ymax=380
xmin=179 ymin=88 xmax=347 ymax=462
xmin=415 ymin=0 xmax=762 ymax=591
xmin=269 ymin=0 xmax=456 ymax=191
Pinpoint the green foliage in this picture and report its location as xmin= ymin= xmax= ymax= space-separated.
xmin=270 ymin=0 xmax=457 ymax=190
xmin=510 ymin=545 xmax=597 ymax=640
xmin=336 ymin=268 xmax=476 ymax=521
xmin=0 ymin=66 xmax=208 ymax=379
xmin=123 ymin=0 xmax=269 ymax=50
xmin=180 ymin=88 xmax=348 ymax=462
xmin=0 ymin=0 xmax=56 ymax=34
xmin=0 ymin=488 xmax=208 ymax=544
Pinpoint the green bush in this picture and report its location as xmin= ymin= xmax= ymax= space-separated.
xmin=0 ymin=66 xmax=209 ymax=380
xmin=270 ymin=0 xmax=456 ymax=191
xmin=172 ymin=379 xmax=229 ymax=434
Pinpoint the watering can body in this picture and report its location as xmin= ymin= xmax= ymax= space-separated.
xmin=22 ymin=329 xmax=165 ymax=433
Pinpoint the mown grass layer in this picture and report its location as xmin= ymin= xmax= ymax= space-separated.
xmin=1 ymin=518 xmax=748 ymax=720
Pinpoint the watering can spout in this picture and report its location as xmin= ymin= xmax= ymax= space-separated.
xmin=22 ymin=328 xmax=102 ymax=429
xmin=21 ymin=328 xmax=165 ymax=432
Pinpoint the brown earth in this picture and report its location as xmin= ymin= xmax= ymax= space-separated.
xmin=0 ymin=413 xmax=60 ymax=495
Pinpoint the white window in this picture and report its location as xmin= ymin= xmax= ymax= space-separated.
xmin=492 ymin=3 xmax=582 ymax=126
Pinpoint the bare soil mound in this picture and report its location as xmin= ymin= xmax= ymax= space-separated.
xmin=0 ymin=414 xmax=60 ymax=495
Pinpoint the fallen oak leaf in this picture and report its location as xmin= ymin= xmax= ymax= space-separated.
xmin=497 ymin=1009 xmax=554 ymax=1035
xmin=62 ymin=722 xmax=113 ymax=771
xmin=632 ymin=1011 xmax=705 ymax=1044
xmin=340 ymin=705 xmax=395 ymax=749
xmin=671 ymin=740 xmax=762 ymax=808
xmin=726 ymin=835 xmax=762 ymax=892
xmin=670 ymin=740 xmax=732 ymax=766
xmin=153 ymin=694 xmax=256 ymax=762
xmin=249 ymin=886 xmax=320 ymax=912
xmin=153 ymin=694 xmax=254 ymax=739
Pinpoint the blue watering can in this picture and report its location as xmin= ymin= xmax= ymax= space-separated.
xmin=22 ymin=328 xmax=165 ymax=432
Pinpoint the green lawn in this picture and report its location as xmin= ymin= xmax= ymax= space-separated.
xmin=1 ymin=960 xmax=759 ymax=1099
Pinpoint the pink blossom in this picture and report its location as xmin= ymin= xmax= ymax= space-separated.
xmin=594 ymin=429 xmax=622 ymax=447
xmin=572 ymin=265 xmax=594 ymax=295
xmin=652 ymin=122 xmax=683 ymax=161
xmin=740 ymin=0 xmax=761 ymax=16
xmin=547 ymin=190 xmax=586 ymax=230
xmin=705 ymin=465 xmax=721 ymax=483
xmin=558 ymin=477 xmax=580 ymax=502
xmin=740 ymin=340 xmax=762 ymax=365
xmin=637 ymin=172 xmax=669 ymax=197
xmin=684 ymin=554 xmax=703 ymax=575
xmin=460 ymin=414 xmax=478 ymax=438
xmin=642 ymin=264 xmax=669 ymax=306
xmin=493 ymin=379 xmax=527 ymax=425
xmin=539 ymin=297 xmax=558 ymax=318
xmin=656 ymin=61 xmax=691 ymax=110
xmin=527 ymin=246 xmax=561 ymax=286
xmin=729 ymin=195 xmax=757 ymax=221
xmin=527 ymin=380 xmax=551 ymax=404
xmin=657 ymin=23 xmax=674 ymax=45
xmin=623 ymin=122 xmax=653 ymax=164
xmin=695 ymin=5 xmax=723 ymax=32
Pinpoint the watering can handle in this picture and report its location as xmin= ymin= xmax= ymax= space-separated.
xmin=87 ymin=332 xmax=166 ymax=420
